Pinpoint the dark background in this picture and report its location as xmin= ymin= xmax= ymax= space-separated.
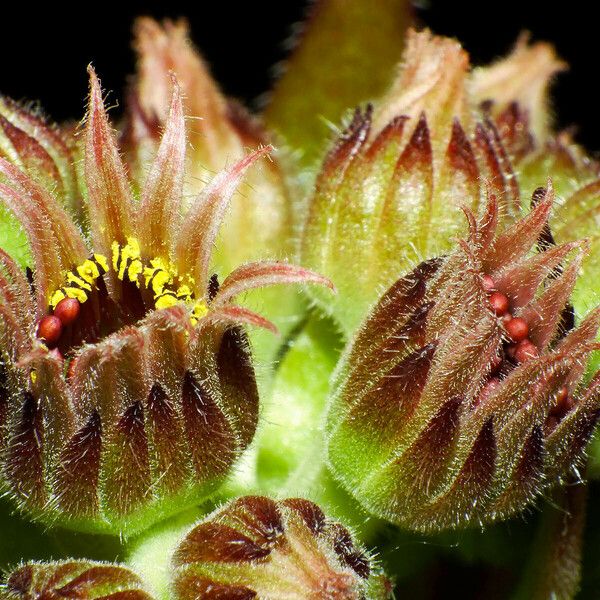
xmin=0 ymin=1 xmax=596 ymax=150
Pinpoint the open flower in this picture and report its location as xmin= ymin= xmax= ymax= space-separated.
xmin=171 ymin=496 xmax=391 ymax=599
xmin=327 ymin=188 xmax=600 ymax=532
xmin=0 ymin=68 xmax=331 ymax=534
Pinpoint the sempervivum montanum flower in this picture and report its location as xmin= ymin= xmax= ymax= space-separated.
xmin=0 ymin=69 xmax=331 ymax=535
xmin=123 ymin=18 xmax=310 ymax=366
xmin=300 ymin=29 xmax=568 ymax=335
xmin=326 ymin=188 xmax=600 ymax=532
xmin=1 ymin=560 xmax=153 ymax=600
xmin=170 ymin=496 xmax=391 ymax=599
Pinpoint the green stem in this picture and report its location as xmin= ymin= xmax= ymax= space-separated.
xmin=125 ymin=506 xmax=207 ymax=600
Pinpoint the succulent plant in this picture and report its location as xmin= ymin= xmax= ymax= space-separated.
xmin=299 ymin=29 xmax=597 ymax=337
xmin=2 ymin=560 xmax=152 ymax=600
xmin=2 ymin=2 xmax=600 ymax=598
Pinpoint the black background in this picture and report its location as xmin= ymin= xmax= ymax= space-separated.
xmin=0 ymin=1 xmax=596 ymax=150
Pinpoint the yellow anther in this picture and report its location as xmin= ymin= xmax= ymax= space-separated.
xmin=94 ymin=254 xmax=109 ymax=273
xmin=50 ymin=289 xmax=67 ymax=309
xmin=66 ymin=271 xmax=92 ymax=292
xmin=128 ymin=258 xmax=144 ymax=284
xmin=190 ymin=301 xmax=208 ymax=326
xmin=76 ymin=259 xmax=101 ymax=284
xmin=155 ymin=294 xmax=179 ymax=309
xmin=113 ymin=237 xmax=142 ymax=281
xmin=63 ymin=287 xmax=88 ymax=303
xmin=176 ymin=284 xmax=193 ymax=301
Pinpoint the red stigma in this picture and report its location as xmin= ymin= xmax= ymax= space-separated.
xmin=504 ymin=316 xmax=529 ymax=342
xmin=514 ymin=339 xmax=539 ymax=363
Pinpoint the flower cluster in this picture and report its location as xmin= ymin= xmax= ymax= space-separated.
xmin=2 ymin=5 xmax=600 ymax=599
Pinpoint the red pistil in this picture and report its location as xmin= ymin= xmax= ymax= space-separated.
xmin=513 ymin=339 xmax=539 ymax=363
xmin=37 ymin=315 xmax=63 ymax=347
xmin=504 ymin=316 xmax=529 ymax=342
xmin=489 ymin=291 xmax=509 ymax=316
xmin=54 ymin=298 xmax=81 ymax=326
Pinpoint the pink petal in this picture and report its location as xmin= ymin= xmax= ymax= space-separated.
xmin=0 ymin=247 xmax=36 ymax=325
xmin=212 ymin=261 xmax=334 ymax=307
xmin=139 ymin=76 xmax=186 ymax=258
xmin=174 ymin=147 xmax=272 ymax=295
xmin=495 ymin=241 xmax=582 ymax=309
xmin=477 ymin=191 xmax=500 ymax=250
xmin=201 ymin=305 xmax=278 ymax=335
xmin=483 ymin=183 xmax=553 ymax=272
xmin=85 ymin=67 xmax=134 ymax=256
xmin=520 ymin=253 xmax=583 ymax=351
xmin=0 ymin=158 xmax=88 ymax=268
xmin=0 ymin=113 xmax=61 ymax=184
xmin=0 ymin=179 xmax=64 ymax=307
xmin=0 ymin=96 xmax=81 ymax=220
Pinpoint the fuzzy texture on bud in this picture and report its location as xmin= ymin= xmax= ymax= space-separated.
xmin=301 ymin=30 xmax=540 ymax=334
xmin=0 ymin=69 xmax=331 ymax=535
xmin=1 ymin=560 xmax=152 ymax=599
xmin=0 ymin=96 xmax=83 ymax=269
xmin=327 ymin=189 xmax=600 ymax=532
xmin=492 ymin=105 xmax=600 ymax=316
xmin=171 ymin=496 xmax=391 ymax=599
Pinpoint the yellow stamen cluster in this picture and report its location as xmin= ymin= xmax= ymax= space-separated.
xmin=47 ymin=236 xmax=208 ymax=323
xmin=49 ymin=254 xmax=109 ymax=308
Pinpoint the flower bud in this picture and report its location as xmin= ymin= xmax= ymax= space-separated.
xmin=301 ymin=30 xmax=535 ymax=334
xmin=326 ymin=189 xmax=600 ymax=532
xmin=480 ymin=99 xmax=600 ymax=320
xmin=471 ymin=34 xmax=567 ymax=142
xmin=2 ymin=560 xmax=152 ymax=599
xmin=516 ymin=133 xmax=600 ymax=315
xmin=171 ymin=496 xmax=391 ymax=599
